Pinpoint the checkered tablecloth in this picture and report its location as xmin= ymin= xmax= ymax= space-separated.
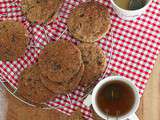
xmin=0 ymin=0 xmax=160 ymax=119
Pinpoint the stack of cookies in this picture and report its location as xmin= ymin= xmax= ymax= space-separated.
xmin=16 ymin=1 xmax=110 ymax=106
xmin=38 ymin=40 xmax=83 ymax=95
xmin=17 ymin=39 xmax=107 ymax=105
xmin=17 ymin=40 xmax=83 ymax=105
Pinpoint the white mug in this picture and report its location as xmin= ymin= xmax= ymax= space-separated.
xmin=84 ymin=76 xmax=140 ymax=120
xmin=110 ymin=0 xmax=152 ymax=20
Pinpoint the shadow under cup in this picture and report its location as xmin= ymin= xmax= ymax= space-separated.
xmin=92 ymin=76 xmax=140 ymax=120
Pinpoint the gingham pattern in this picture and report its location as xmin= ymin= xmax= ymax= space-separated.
xmin=0 ymin=0 xmax=160 ymax=119
xmin=0 ymin=0 xmax=22 ymax=21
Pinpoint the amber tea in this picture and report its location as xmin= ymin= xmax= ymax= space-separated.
xmin=96 ymin=80 xmax=135 ymax=117
xmin=114 ymin=0 xmax=146 ymax=10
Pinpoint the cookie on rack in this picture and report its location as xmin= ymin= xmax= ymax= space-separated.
xmin=78 ymin=43 xmax=107 ymax=87
xmin=67 ymin=2 xmax=111 ymax=42
xmin=38 ymin=40 xmax=82 ymax=83
xmin=22 ymin=0 xmax=62 ymax=22
xmin=17 ymin=64 xmax=55 ymax=105
xmin=0 ymin=21 xmax=28 ymax=61
xmin=40 ymin=63 xmax=84 ymax=94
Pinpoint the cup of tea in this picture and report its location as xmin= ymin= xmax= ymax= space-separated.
xmin=91 ymin=76 xmax=140 ymax=120
xmin=110 ymin=0 xmax=152 ymax=20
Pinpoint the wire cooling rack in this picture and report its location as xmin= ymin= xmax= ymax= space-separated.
xmin=0 ymin=20 xmax=115 ymax=109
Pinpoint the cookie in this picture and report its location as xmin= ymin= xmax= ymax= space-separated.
xmin=67 ymin=2 xmax=111 ymax=42
xmin=78 ymin=43 xmax=107 ymax=87
xmin=17 ymin=64 xmax=55 ymax=105
xmin=38 ymin=40 xmax=82 ymax=83
xmin=0 ymin=21 xmax=28 ymax=61
xmin=22 ymin=0 xmax=62 ymax=22
xmin=41 ymin=63 xmax=84 ymax=94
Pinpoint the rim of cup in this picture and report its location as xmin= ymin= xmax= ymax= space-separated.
xmin=92 ymin=76 xmax=140 ymax=120
xmin=110 ymin=0 xmax=152 ymax=12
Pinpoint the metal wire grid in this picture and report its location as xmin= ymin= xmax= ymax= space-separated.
xmin=0 ymin=0 xmax=115 ymax=115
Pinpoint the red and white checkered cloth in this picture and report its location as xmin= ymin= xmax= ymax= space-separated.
xmin=0 ymin=0 xmax=160 ymax=119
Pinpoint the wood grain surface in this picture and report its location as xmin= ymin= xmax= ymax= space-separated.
xmin=0 ymin=54 xmax=160 ymax=120
xmin=136 ymin=54 xmax=160 ymax=120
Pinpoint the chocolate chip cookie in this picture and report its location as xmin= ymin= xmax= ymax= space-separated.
xmin=0 ymin=21 xmax=28 ymax=61
xmin=41 ymin=63 xmax=84 ymax=94
xmin=17 ymin=64 xmax=55 ymax=105
xmin=22 ymin=0 xmax=62 ymax=22
xmin=78 ymin=43 xmax=107 ymax=87
xmin=38 ymin=40 xmax=82 ymax=83
xmin=67 ymin=2 xmax=111 ymax=42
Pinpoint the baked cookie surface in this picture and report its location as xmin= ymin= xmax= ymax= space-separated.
xmin=67 ymin=2 xmax=111 ymax=42
xmin=22 ymin=0 xmax=62 ymax=22
xmin=41 ymin=64 xmax=84 ymax=94
xmin=0 ymin=21 xmax=28 ymax=61
xmin=38 ymin=40 xmax=82 ymax=83
xmin=17 ymin=64 xmax=55 ymax=104
xmin=78 ymin=43 xmax=107 ymax=87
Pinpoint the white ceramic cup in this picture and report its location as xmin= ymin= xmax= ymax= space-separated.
xmin=91 ymin=76 xmax=140 ymax=120
xmin=110 ymin=0 xmax=152 ymax=20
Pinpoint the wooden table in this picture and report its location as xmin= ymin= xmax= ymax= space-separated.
xmin=0 ymin=54 xmax=160 ymax=120
xmin=136 ymin=54 xmax=160 ymax=120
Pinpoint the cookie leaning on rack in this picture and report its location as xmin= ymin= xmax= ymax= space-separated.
xmin=78 ymin=43 xmax=107 ymax=88
xmin=16 ymin=40 xmax=84 ymax=106
xmin=16 ymin=64 xmax=56 ymax=106
xmin=0 ymin=21 xmax=28 ymax=61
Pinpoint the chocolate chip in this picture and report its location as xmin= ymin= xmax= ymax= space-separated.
xmin=36 ymin=0 xmax=40 ymax=4
xmin=89 ymin=16 xmax=93 ymax=20
xmin=79 ymin=23 xmax=82 ymax=27
xmin=79 ymin=13 xmax=84 ymax=17
xmin=84 ymin=60 xmax=89 ymax=64
xmin=88 ymin=50 xmax=92 ymax=54
xmin=53 ymin=63 xmax=61 ymax=71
